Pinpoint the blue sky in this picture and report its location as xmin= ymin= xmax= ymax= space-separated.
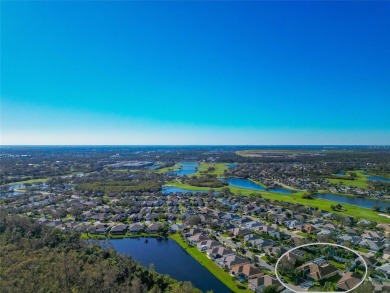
xmin=1 ymin=1 xmax=389 ymax=145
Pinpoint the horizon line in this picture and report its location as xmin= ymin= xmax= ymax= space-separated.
xmin=1 ymin=144 xmax=388 ymax=147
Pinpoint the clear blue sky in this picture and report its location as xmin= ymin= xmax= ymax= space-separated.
xmin=1 ymin=1 xmax=389 ymax=145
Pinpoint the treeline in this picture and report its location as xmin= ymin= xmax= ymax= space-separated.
xmin=186 ymin=175 xmax=227 ymax=188
xmin=76 ymin=180 xmax=162 ymax=194
xmin=0 ymin=214 xmax=202 ymax=293
xmin=368 ymin=181 xmax=390 ymax=193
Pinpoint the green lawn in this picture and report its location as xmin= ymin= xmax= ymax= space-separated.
xmin=308 ymin=286 xmax=324 ymax=292
xmin=194 ymin=162 xmax=230 ymax=177
xmin=329 ymin=260 xmax=348 ymax=270
xmin=7 ymin=178 xmax=49 ymax=185
xmin=156 ymin=164 xmax=182 ymax=174
xmin=169 ymin=234 xmax=252 ymax=293
xmin=165 ymin=181 xmax=390 ymax=223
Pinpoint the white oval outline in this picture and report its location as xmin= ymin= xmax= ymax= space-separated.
xmin=274 ymin=242 xmax=368 ymax=293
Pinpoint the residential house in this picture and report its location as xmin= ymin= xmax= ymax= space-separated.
xmin=297 ymin=261 xmax=339 ymax=281
xmin=146 ymin=222 xmax=161 ymax=233
xmin=337 ymin=234 xmax=362 ymax=246
xmin=217 ymin=254 xmax=250 ymax=269
xmin=248 ymin=275 xmax=283 ymax=292
xmin=207 ymin=246 xmax=235 ymax=259
xmin=110 ymin=224 xmax=128 ymax=235
xmin=244 ymin=234 xmax=261 ymax=242
xmin=230 ymin=264 xmax=263 ymax=280
xmin=170 ymin=223 xmax=184 ymax=232
xmin=359 ymin=255 xmax=377 ymax=268
xmin=197 ymin=240 xmax=222 ymax=252
xmin=188 ymin=233 xmax=210 ymax=245
xmin=129 ymin=223 xmax=144 ymax=234
xmin=376 ymin=263 xmax=390 ymax=279
xmin=248 ymin=238 xmax=275 ymax=251
xmin=336 ymin=272 xmax=362 ymax=291
xmin=244 ymin=221 xmax=263 ymax=230
xmin=383 ymin=247 xmax=390 ymax=260
xmin=231 ymin=228 xmax=251 ymax=237
xmin=359 ymin=239 xmax=386 ymax=252
xmin=90 ymin=222 xmax=109 ymax=234
xmin=362 ymin=230 xmax=384 ymax=241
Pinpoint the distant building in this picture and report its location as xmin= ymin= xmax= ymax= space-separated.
xmin=106 ymin=161 xmax=154 ymax=169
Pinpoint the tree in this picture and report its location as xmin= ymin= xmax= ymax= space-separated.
xmin=278 ymin=257 xmax=295 ymax=275
xmin=263 ymin=285 xmax=278 ymax=293
xmin=185 ymin=215 xmax=201 ymax=227
xmin=372 ymin=205 xmax=380 ymax=212
xmin=351 ymin=281 xmax=374 ymax=293
xmin=349 ymin=172 xmax=357 ymax=180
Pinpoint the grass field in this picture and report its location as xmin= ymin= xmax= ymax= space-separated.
xmin=156 ymin=164 xmax=181 ymax=174
xmin=7 ymin=178 xmax=49 ymax=185
xmin=165 ymin=181 xmax=390 ymax=223
xmin=326 ymin=170 xmax=369 ymax=189
xmin=194 ymin=162 xmax=230 ymax=177
xmin=169 ymin=234 xmax=252 ymax=293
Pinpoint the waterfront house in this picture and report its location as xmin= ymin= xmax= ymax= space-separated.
xmin=187 ymin=233 xmax=210 ymax=245
xmin=110 ymin=224 xmax=128 ymax=235
xmin=230 ymin=263 xmax=263 ymax=280
xmin=207 ymin=246 xmax=235 ymax=259
xmin=170 ymin=223 xmax=184 ymax=232
xmin=129 ymin=223 xmax=144 ymax=234
xmin=217 ymin=254 xmax=250 ymax=269
xmin=146 ymin=222 xmax=161 ymax=233
xmin=197 ymin=240 xmax=222 ymax=252
xmin=90 ymin=222 xmax=109 ymax=234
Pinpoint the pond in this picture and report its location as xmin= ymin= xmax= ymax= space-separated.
xmin=0 ymin=190 xmax=24 ymax=197
xmin=335 ymin=171 xmax=346 ymax=176
xmin=221 ymin=178 xmax=295 ymax=194
xmin=367 ymin=175 xmax=390 ymax=183
xmin=97 ymin=237 xmax=231 ymax=292
xmin=316 ymin=193 xmax=390 ymax=211
xmin=172 ymin=162 xmax=199 ymax=176
xmin=226 ymin=163 xmax=238 ymax=168
xmin=162 ymin=186 xmax=210 ymax=194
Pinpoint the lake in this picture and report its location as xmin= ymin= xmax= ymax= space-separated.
xmin=162 ymin=186 xmax=210 ymax=194
xmin=173 ymin=162 xmax=199 ymax=176
xmin=316 ymin=193 xmax=390 ymax=210
xmin=98 ymin=237 xmax=231 ymax=292
xmin=367 ymin=175 xmax=390 ymax=183
xmin=221 ymin=178 xmax=295 ymax=194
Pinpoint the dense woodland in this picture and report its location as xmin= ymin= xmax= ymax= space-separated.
xmin=0 ymin=214 xmax=202 ymax=293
